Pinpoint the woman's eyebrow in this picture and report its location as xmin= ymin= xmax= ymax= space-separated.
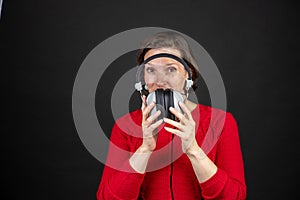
xmin=146 ymin=62 xmax=179 ymax=66
xmin=165 ymin=62 xmax=178 ymax=66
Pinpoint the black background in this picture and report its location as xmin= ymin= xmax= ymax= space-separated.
xmin=1 ymin=0 xmax=299 ymax=199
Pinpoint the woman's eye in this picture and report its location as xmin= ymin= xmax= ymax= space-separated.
xmin=167 ymin=67 xmax=177 ymax=73
xmin=146 ymin=67 xmax=154 ymax=73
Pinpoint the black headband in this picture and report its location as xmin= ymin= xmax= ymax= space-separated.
xmin=142 ymin=53 xmax=192 ymax=80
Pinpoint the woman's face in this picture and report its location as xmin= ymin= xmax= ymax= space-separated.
xmin=144 ymin=48 xmax=188 ymax=94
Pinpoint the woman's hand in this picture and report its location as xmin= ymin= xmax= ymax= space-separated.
xmin=140 ymin=95 xmax=163 ymax=152
xmin=163 ymin=101 xmax=217 ymax=183
xmin=163 ymin=101 xmax=199 ymax=154
xmin=129 ymin=96 xmax=163 ymax=173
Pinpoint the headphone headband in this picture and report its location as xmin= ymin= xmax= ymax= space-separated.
xmin=142 ymin=53 xmax=192 ymax=80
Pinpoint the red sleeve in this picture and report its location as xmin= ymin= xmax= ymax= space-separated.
xmin=200 ymin=113 xmax=247 ymax=200
xmin=96 ymin=121 xmax=145 ymax=200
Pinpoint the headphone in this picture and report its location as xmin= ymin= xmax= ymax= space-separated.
xmin=134 ymin=53 xmax=193 ymax=120
xmin=146 ymin=89 xmax=184 ymax=120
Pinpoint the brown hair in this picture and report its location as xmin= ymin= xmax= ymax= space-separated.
xmin=137 ymin=31 xmax=200 ymax=90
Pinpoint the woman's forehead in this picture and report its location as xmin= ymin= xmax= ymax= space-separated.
xmin=144 ymin=48 xmax=183 ymax=67
xmin=144 ymin=48 xmax=181 ymax=59
xmin=145 ymin=59 xmax=181 ymax=67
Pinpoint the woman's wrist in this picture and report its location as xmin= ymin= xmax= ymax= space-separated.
xmin=186 ymin=140 xmax=207 ymax=160
xmin=129 ymin=146 xmax=153 ymax=174
xmin=185 ymin=141 xmax=217 ymax=183
xmin=138 ymin=145 xmax=154 ymax=154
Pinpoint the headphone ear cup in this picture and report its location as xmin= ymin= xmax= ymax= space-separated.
xmin=146 ymin=91 xmax=156 ymax=117
xmin=147 ymin=89 xmax=183 ymax=121
xmin=173 ymin=90 xmax=184 ymax=116
xmin=155 ymin=89 xmax=165 ymax=120
xmin=164 ymin=89 xmax=175 ymax=120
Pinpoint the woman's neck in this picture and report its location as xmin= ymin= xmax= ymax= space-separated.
xmin=185 ymin=99 xmax=197 ymax=112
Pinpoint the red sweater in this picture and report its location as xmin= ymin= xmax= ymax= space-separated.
xmin=97 ymin=104 xmax=246 ymax=200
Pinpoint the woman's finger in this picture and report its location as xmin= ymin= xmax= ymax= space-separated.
xmin=149 ymin=118 xmax=164 ymax=130
xmin=169 ymin=107 xmax=185 ymax=122
xmin=142 ymin=102 xmax=155 ymax=122
xmin=163 ymin=117 xmax=183 ymax=130
xmin=164 ymin=126 xmax=183 ymax=137
xmin=178 ymin=101 xmax=192 ymax=120
xmin=169 ymin=106 xmax=182 ymax=118
xmin=145 ymin=110 xmax=161 ymax=127
xmin=141 ymin=95 xmax=146 ymax=111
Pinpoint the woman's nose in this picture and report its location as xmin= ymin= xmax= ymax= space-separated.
xmin=155 ymin=71 xmax=167 ymax=86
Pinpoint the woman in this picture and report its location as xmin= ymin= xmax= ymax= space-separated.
xmin=97 ymin=31 xmax=246 ymax=200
